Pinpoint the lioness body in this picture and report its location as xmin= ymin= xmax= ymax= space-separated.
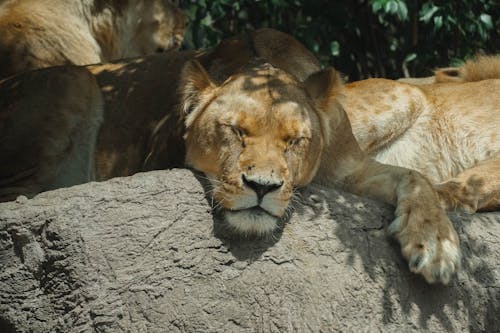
xmin=345 ymin=79 xmax=500 ymax=181
xmin=0 ymin=0 xmax=185 ymax=78
xmin=1 ymin=29 xmax=497 ymax=283
xmin=343 ymin=78 xmax=500 ymax=211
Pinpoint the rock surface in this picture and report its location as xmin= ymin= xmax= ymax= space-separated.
xmin=0 ymin=169 xmax=498 ymax=333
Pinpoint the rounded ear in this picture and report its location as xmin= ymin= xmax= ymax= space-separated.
xmin=303 ymin=68 xmax=345 ymax=140
xmin=303 ymin=68 xmax=343 ymax=104
xmin=179 ymin=60 xmax=216 ymax=117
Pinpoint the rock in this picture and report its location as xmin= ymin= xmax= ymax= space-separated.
xmin=0 ymin=169 xmax=498 ymax=332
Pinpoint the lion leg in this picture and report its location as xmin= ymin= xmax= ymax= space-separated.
xmin=435 ymin=155 xmax=500 ymax=212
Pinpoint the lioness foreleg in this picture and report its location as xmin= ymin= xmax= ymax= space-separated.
xmin=341 ymin=159 xmax=461 ymax=284
xmin=307 ymin=68 xmax=460 ymax=283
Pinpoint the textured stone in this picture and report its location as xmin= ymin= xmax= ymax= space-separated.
xmin=0 ymin=169 xmax=498 ymax=332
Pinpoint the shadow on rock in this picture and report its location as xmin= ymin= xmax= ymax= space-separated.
xmin=297 ymin=183 xmax=499 ymax=331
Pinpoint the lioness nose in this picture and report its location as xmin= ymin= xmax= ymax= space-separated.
xmin=242 ymin=175 xmax=283 ymax=201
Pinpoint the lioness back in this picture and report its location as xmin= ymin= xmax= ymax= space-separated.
xmin=0 ymin=0 xmax=185 ymax=78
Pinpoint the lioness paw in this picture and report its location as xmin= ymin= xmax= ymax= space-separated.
xmin=403 ymin=236 xmax=460 ymax=284
xmin=389 ymin=211 xmax=461 ymax=284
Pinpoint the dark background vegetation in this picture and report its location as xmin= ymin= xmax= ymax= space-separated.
xmin=176 ymin=0 xmax=499 ymax=81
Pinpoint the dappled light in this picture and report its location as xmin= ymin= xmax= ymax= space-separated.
xmin=295 ymin=183 xmax=498 ymax=331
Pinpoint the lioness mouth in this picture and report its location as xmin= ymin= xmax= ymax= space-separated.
xmin=224 ymin=206 xmax=282 ymax=235
xmin=229 ymin=206 xmax=280 ymax=218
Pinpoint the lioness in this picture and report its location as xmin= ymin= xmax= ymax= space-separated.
xmin=1 ymin=29 xmax=497 ymax=284
xmin=0 ymin=0 xmax=185 ymax=78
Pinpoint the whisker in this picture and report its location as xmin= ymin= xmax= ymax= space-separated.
xmin=197 ymin=174 xmax=223 ymax=185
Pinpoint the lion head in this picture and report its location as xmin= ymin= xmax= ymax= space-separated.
xmin=180 ymin=59 xmax=342 ymax=235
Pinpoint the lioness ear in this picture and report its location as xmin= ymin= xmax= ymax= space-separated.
xmin=304 ymin=68 xmax=343 ymax=105
xmin=434 ymin=67 xmax=463 ymax=83
xmin=180 ymin=60 xmax=216 ymax=124
xmin=304 ymin=68 xmax=345 ymax=140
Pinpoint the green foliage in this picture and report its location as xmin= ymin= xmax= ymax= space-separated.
xmin=178 ymin=0 xmax=499 ymax=80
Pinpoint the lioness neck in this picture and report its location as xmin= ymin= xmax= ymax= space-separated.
xmin=314 ymin=106 xmax=367 ymax=189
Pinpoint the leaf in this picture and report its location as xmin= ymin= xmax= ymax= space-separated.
xmin=200 ymin=13 xmax=213 ymax=27
xmin=370 ymin=0 xmax=384 ymax=13
xmin=404 ymin=53 xmax=417 ymax=63
xmin=385 ymin=0 xmax=398 ymax=14
xmin=330 ymin=41 xmax=340 ymax=56
xmin=479 ymin=14 xmax=493 ymax=29
xmin=313 ymin=42 xmax=320 ymax=53
xmin=371 ymin=2 xmax=382 ymax=13
xmin=434 ymin=16 xmax=443 ymax=29
xmin=420 ymin=5 xmax=439 ymax=23
xmin=396 ymin=1 xmax=408 ymax=21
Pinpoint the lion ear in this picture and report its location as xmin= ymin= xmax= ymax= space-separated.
xmin=303 ymin=68 xmax=343 ymax=106
xmin=180 ymin=60 xmax=216 ymax=124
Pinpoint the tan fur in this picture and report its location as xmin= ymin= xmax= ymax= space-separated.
xmin=342 ymin=77 xmax=500 ymax=213
xmin=0 ymin=0 xmax=185 ymax=78
xmin=3 ymin=29 xmax=495 ymax=284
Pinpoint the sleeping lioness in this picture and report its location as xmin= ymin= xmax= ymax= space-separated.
xmin=1 ymin=29 xmax=498 ymax=284
xmin=0 ymin=0 xmax=185 ymax=78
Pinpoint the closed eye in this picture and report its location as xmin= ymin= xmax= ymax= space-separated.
xmin=231 ymin=126 xmax=245 ymax=139
xmin=287 ymin=137 xmax=303 ymax=146
xmin=285 ymin=137 xmax=308 ymax=152
xmin=221 ymin=124 xmax=247 ymax=146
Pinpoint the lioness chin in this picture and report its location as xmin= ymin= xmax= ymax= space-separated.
xmin=2 ymin=29 xmax=498 ymax=284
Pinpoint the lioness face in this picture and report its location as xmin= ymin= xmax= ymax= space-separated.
xmin=130 ymin=0 xmax=186 ymax=55
xmin=182 ymin=62 xmax=324 ymax=235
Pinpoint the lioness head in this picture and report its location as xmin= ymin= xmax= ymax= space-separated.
xmin=127 ymin=0 xmax=186 ymax=55
xmin=180 ymin=60 xmax=341 ymax=235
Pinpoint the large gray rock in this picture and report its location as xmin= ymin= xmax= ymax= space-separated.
xmin=0 ymin=169 xmax=498 ymax=332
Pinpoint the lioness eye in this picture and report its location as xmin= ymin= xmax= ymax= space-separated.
xmin=287 ymin=137 xmax=302 ymax=146
xmin=229 ymin=125 xmax=246 ymax=147
xmin=231 ymin=126 xmax=244 ymax=139
xmin=285 ymin=137 xmax=303 ymax=152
